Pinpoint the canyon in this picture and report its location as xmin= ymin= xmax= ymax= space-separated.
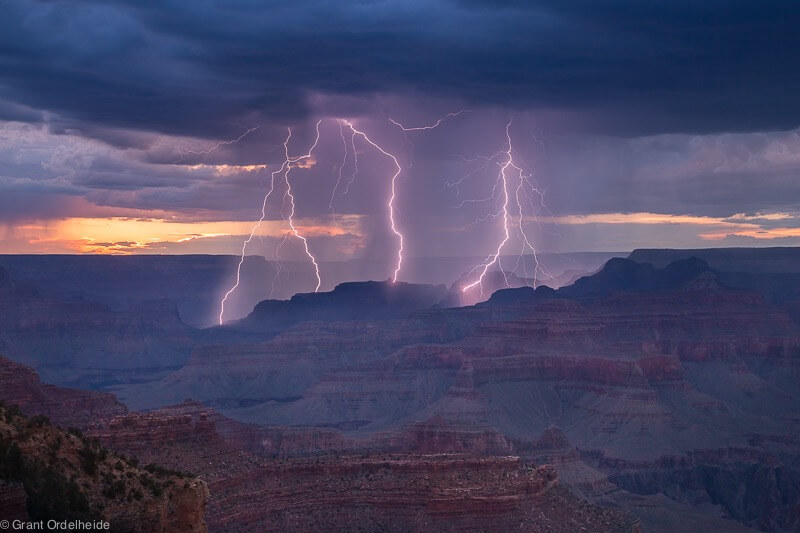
xmin=0 ymin=355 xmax=638 ymax=531
xmin=1 ymin=248 xmax=800 ymax=531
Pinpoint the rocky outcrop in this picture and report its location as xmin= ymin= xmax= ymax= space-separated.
xmin=380 ymin=416 xmax=514 ymax=456
xmin=100 ymin=411 xmax=216 ymax=452
xmin=92 ymin=403 xmax=608 ymax=531
xmin=558 ymin=257 xmax=715 ymax=298
xmin=628 ymin=247 xmax=800 ymax=274
xmin=231 ymin=280 xmax=458 ymax=334
xmin=129 ymin=403 xmax=514 ymax=461
xmin=628 ymin=248 xmax=800 ymax=325
xmin=207 ymin=455 xmax=639 ymax=532
xmin=86 ymin=400 xmax=640 ymax=531
xmin=0 ymin=403 xmax=207 ymax=532
xmin=92 ymin=403 xmax=260 ymax=486
xmin=0 ymin=355 xmax=127 ymax=429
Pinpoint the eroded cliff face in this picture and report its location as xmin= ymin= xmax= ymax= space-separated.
xmin=66 ymin=400 xmax=635 ymax=532
xmin=117 ymin=316 xmax=466 ymax=412
xmin=93 ymin=406 xmax=261 ymax=486
xmin=0 ymin=403 xmax=208 ymax=533
xmin=180 ymin=285 xmax=799 ymax=456
xmin=119 ymin=275 xmax=800 ymax=441
xmin=0 ymin=356 xmax=127 ymax=429
xmin=206 ymin=455 xmax=638 ymax=533
xmin=86 ymin=398 xmax=788 ymax=531
xmin=0 ymin=360 xmax=216 ymax=531
xmin=3 ymin=256 xmax=800 ymax=531
xmin=232 ymin=280 xmax=458 ymax=335
xmin=96 ymin=265 xmax=800 ymax=531
xmin=0 ymin=266 xmax=196 ymax=390
xmin=211 ymin=407 xmax=514 ymax=458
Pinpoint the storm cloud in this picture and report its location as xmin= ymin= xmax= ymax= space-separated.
xmin=1 ymin=0 xmax=799 ymax=259
xmin=0 ymin=0 xmax=798 ymax=139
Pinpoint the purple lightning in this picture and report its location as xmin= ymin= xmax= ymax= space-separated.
xmin=219 ymin=112 xmax=543 ymax=322
xmin=343 ymin=125 xmax=360 ymax=195
xmin=284 ymin=121 xmax=323 ymax=293
xmin=328 ymin=120 xmax=349 ymax=223
xmin=178 ymin=125 xmax=260 ymax=160
xmin=341 ymin=120 xmax=404 ymax=282
xmin=218 ymin=122 xmax=322 ymax=324
xmin=218 ymin=146 xmax=282 ymax=325
xmin=388 ymin=110 xmax=471 ymax=131
xmin=460 ymin=123 xmax=513 ymax=293
xmin=460 ymin=119 xmax=548 ymax=293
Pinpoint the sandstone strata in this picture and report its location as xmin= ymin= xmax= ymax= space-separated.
xmin=207 ymin=455 xmax=639 ymax=532
xmin=0 ymin=355 xmax=127 ymax=429
xmin=0 ymin=403 xmax=208 ymax=532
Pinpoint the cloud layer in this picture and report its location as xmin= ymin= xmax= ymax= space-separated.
xmin=1 ymin=0 xmax=799 ymax=138
xmin=0 ymin=1 xmax=799 ymax=262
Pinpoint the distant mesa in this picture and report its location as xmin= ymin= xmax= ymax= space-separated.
xmin=559 ymin=256 xmax=714 ymax=297
xmin=453 ymin=268 xmax=588 ymax=306
xmin=234 ymin=256 xmax=716 ymax=329
xmin=228 ymin=279 xmax=458 ymax=333
xmin=485 ymin=256 xmax=718 ymax=305
xmin=629 ymin=246 xmax=800 ymax=273
xmin=0 ymin=253 xmax=615 ymax=326
xmin=483 ymin=284 xmax=555 ymax=305
xmin=627 ymin=247 xmax=800 ymax=314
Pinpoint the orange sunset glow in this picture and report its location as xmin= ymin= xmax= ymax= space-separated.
xmin=2 ymin=215 xmax=364 ymax=254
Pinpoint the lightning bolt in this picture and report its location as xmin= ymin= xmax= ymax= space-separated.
xmin=218 ymin=122 xmax=322 ymax=324
xmin=218 ymin=148 xmax=282 ymax=325
xmin=342 ymin=125 xmax=360 ymax=195
xmin=328 ymin=120 xmax=349 ymax=224
xmin=270 ymin=230 xmax=291 ymax=299
xmin=446 ymin=152 xmax=504 ymax=209
xmin=218 ymin=112 xmax=541 ymax=322
xmin=461 ymin=119 xmax=548 ymax=293
xmin=388 ymin=110 xmax=471 ymax=131
xmin=341 ymin=120 xmax=404 ymax=282
xmin=177 ymin=125 xmax=260 ymax=160
xmin=283 ymin=121 xmax=323 ymax=293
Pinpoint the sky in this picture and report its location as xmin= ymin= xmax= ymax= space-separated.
xmin=1 ymin=0 xmax=799 ymax=279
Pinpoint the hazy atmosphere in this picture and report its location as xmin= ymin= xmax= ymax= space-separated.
xmin=2 ymin=3 xmax=800 ymax=532
xmin=2 ymin=0 xmax=799 ymax=269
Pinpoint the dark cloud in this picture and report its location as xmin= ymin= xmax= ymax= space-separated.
xmin=0 ymin=0 xmax=798 ymax=139
xmin=542 ymin=128 xmax=800 ymax=218
xmin=2 ymin=1 xmax=800 ymax=258
xmin=0 ymin=99 xmax=44 ymax=124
